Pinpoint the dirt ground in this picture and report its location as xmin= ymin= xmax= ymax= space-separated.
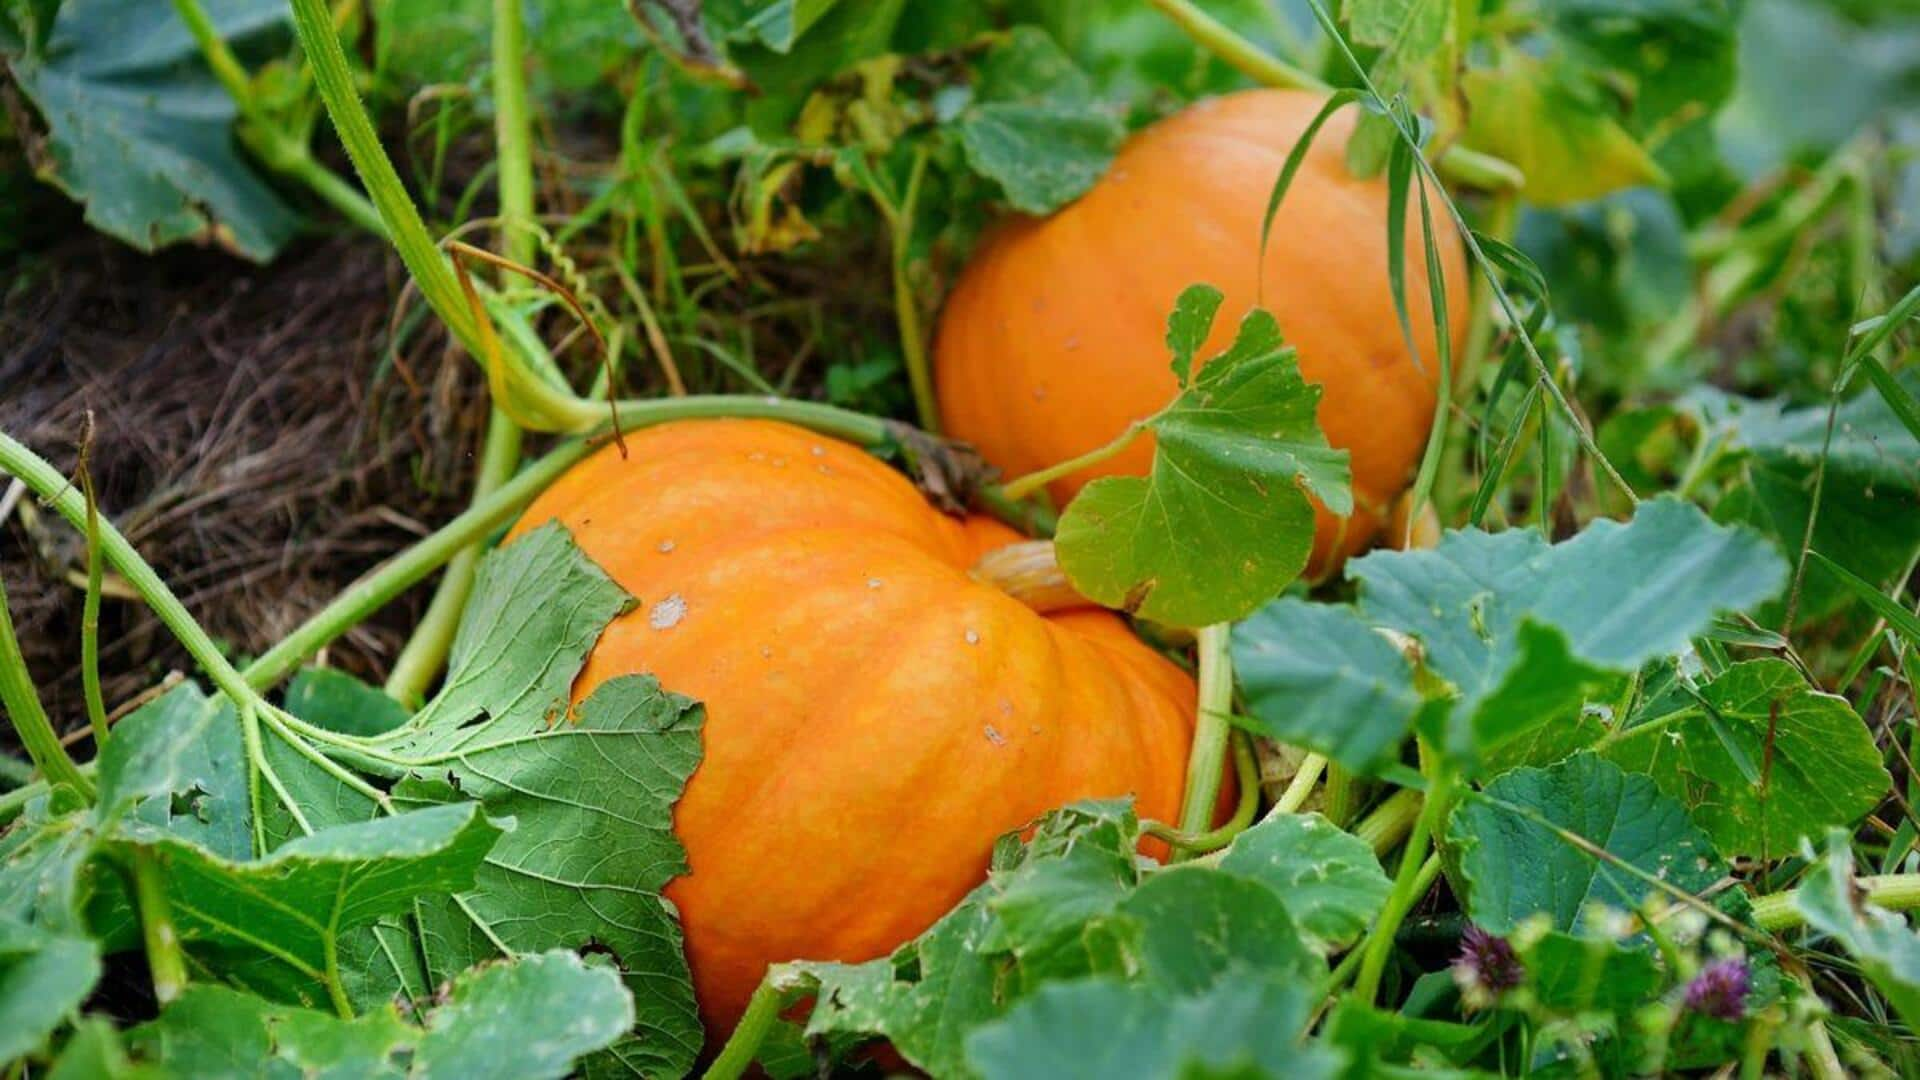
xmin=1 ymin=231 xmax=488 ymax=735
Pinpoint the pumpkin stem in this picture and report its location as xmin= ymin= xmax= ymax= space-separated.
xmin=970 ymin=541 xmax=1094 ymax=614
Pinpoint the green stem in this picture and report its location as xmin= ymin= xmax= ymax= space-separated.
xmin=1354 ymin=788 xmax=1439 ymax=1002
xmin=287 ymin=0 xmax=480 ymax=351
xmin=130 ymin=850 xmax=188 ymax=1005
xmin=1271 ymin=752 xmax=1326 ymax=817
xmin=1147 ymin=0 xmax=1326 ymax=91
xmin=172 ymin=0 xmax=383 ymax=235
xmin=1752 ymin=874 xmax=1920 ymax=932
xmin=383 ymin=0 xmax=536 ymax=706
xmin=1174 ymin=624 xmax=1235 ymax=860
xmin=702 ymin=976 xmax=783 ymax=1080
xmin=383 ymin=416 xmax=522 ymax=707
xmin=1323 ymin=760 xmax=1359 ymax=828
xmin=1146 ymin=0 xmax=1522 ymax=192
xmin=246 ymin=437 xmax=588 ymax=693
xmin=0 ymin=432 xmax=255 ymax=706
xmin=491 ymin=0 xmax=535 ymax=268
xmin=1144 ymin=730 xmax=1260 ymax=853
xmin=1353 ymin=788 xmax=1423 ymax=857
xmin=80 ymin=464 xmax=110 ymax=749
xmin=998 ymin=423 xmax=1144 ymax=503
xmin=1323 ymin=854 xmax=1441 ymax=997
xmin=0 ymin=575 xmax=92 ymax=798
xmin=892 ymin=147 xmax=939 ymax=434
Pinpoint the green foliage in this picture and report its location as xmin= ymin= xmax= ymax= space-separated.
xmin=1449 ymin=753 xmax=1724 ymax=934
xmin=129 ymin=951 xmax=629 ymax=1078
xmin=1056 ymin=288 xmax=1351 ymax=627
xmin=1602 ymin=658 xmax=1890 ymax=859
xmin=1798 ymin=831 xmax=1920 ymax=1029
xmin=1235 ymin=497 xmax=1787 ymax=777
xmin=1 ymin=0 xmax=300 ymax=260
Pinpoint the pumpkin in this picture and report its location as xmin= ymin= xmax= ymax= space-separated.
xmin=935 ymin=88 xmax=1472 ymax=575
xmin=508 ymin=419 xmax=1200 ymax=1037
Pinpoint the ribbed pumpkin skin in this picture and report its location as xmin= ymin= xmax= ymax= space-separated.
xmin=935 ymin=88 xmax=1471 ymax=574
xmin=508 ymin=419 xmax=1197 ymax=1036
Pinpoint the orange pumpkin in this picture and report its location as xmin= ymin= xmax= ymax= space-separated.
xmin=935 ymin=88 xmax=1471 ymax=575
xmin=509 ymin=419 xmax=1199 ymax=1037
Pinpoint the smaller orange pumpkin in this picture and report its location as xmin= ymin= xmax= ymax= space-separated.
xmin=509 ymin=419 xmax=1203 ymax=1037
xmin=935 ymin=88 xmax=1471 ymax=576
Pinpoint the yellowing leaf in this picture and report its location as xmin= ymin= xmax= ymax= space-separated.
xmin=1462 ymin=57 xmax=1666 ymax=207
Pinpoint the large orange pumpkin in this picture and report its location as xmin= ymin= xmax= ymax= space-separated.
xmin=935 ymin=88 xmax=1472 ymax=574
xmin=508 ymin=419 xmax=1198 ymax=1037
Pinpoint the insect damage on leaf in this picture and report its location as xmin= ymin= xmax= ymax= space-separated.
xmin=1055 ymin=284 xmax=1352 ymax=628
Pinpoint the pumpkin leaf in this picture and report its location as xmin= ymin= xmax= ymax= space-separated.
xmin=128 ymin=950 xmax=630 ymax=1079
xmin=1602 ymin=658 xmax=1889 ymax=859
xmin=394 ymin=675 xmax=706 ymax=1080
xmin=1232 ymin=599 xmax=1428 ymax=776
xmin=1218 ymin=812 xmax=1393 ymax=952
xmin=1056 ymin=302 xmax=1352 ymax=627
xmin=950 ymin=26 xmax=1124 ymax=214
xmin=284 ymin=668 xmax=411 ymax=737
xmin=1449 ymin=754 xmax=1724 ymax=935
xmin=1797 ymin=830 xmax=1920 ymax=1030
xmin=1460 ymin=56 xmax=1667 ymax=207
xmin=101 ymin=803 xmax=501 ymax=1004
xmin=1236 ymin=497 xmax=1786 ymax=776
xmin=108 ymin=685 xmax=252 ymax=861
xmin=964 ymin=975 xmax=1340 ymax=1080
xmin=2 ymin=0 xmax=301 ymax=261
xmin=0 ymin=920 xmax=101 ymax=1065
xmin=386 ymin=521 xmax=633 ymax=759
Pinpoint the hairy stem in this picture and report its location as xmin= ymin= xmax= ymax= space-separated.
xmin=287 ymin=0 xmax=480 ymax=350
xmin=0 ymin=575 xmax=92 ymax=797
xmin=1353 ymin=787 xmax=1422 ymax=857
xmin=1174 ymin=624 xmax=1235 ymax=860
xmin=383 ymin=0 xmax=537 ymax=705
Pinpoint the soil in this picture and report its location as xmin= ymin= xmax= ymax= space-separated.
xmin=1 ymin=230 xmax=488 ymax=736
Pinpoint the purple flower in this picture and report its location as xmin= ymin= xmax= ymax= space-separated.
xmin=1452 ymin=924 xmax=1524 ymax=1008
xmin=1685 ymin=957 xmax=1752 ymax=1021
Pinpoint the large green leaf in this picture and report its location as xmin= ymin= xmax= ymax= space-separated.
xmin=387 ymin=521 xmax=633 ymax=758
xmin=1057 ymin=292 xmax=1351 ymax=627
xmin=3 ymin=0 xmax=300 ymax=260
xmin=1218 ymin=812 xmax=1393 ymax=952
xmin=964 ymin=975 xmax=1340 ymax=1080
xmin=394 ymin=676 xmax=706 ymax=1079
xmin=1449 ymin=754 xmax=1724 ymax=934
xmin=0 ymin=919 xmax=100 ymax=1064
xmin=104 ymin=803 xmax=501 ymax=1007
xmin=1232 ymin=599 xmax=1429 ymax=776
xmin=1237 ymin=497 xmax=1786 ymax=776
xmin=1603 ymin=659 xmax=1889 ymax=859
xmin=107 ymin=685 xmax=251 ymax=860
xmin=1798 ymin=830 xmax=1920 ymax=1030
xmin=129 ymin=950 xmax=630 ymax=1079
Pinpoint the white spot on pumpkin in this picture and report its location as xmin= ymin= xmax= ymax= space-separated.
xmin=649 ymin=594 xmax=687 ymax=630
xmin=810 ymin=445 xmax=826 ymax=457
xmin=984 ymin=724 xmax=1006 ymax=746
xmin=759 ymin=645 xmax=773 ymax=659
xmin=657 ymin=539 xmax=676 ymax=554
xmin=867 ymin=577 xmax=883 ymax=590
xmin=964 ymin=628 xmax=980 ymax=645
